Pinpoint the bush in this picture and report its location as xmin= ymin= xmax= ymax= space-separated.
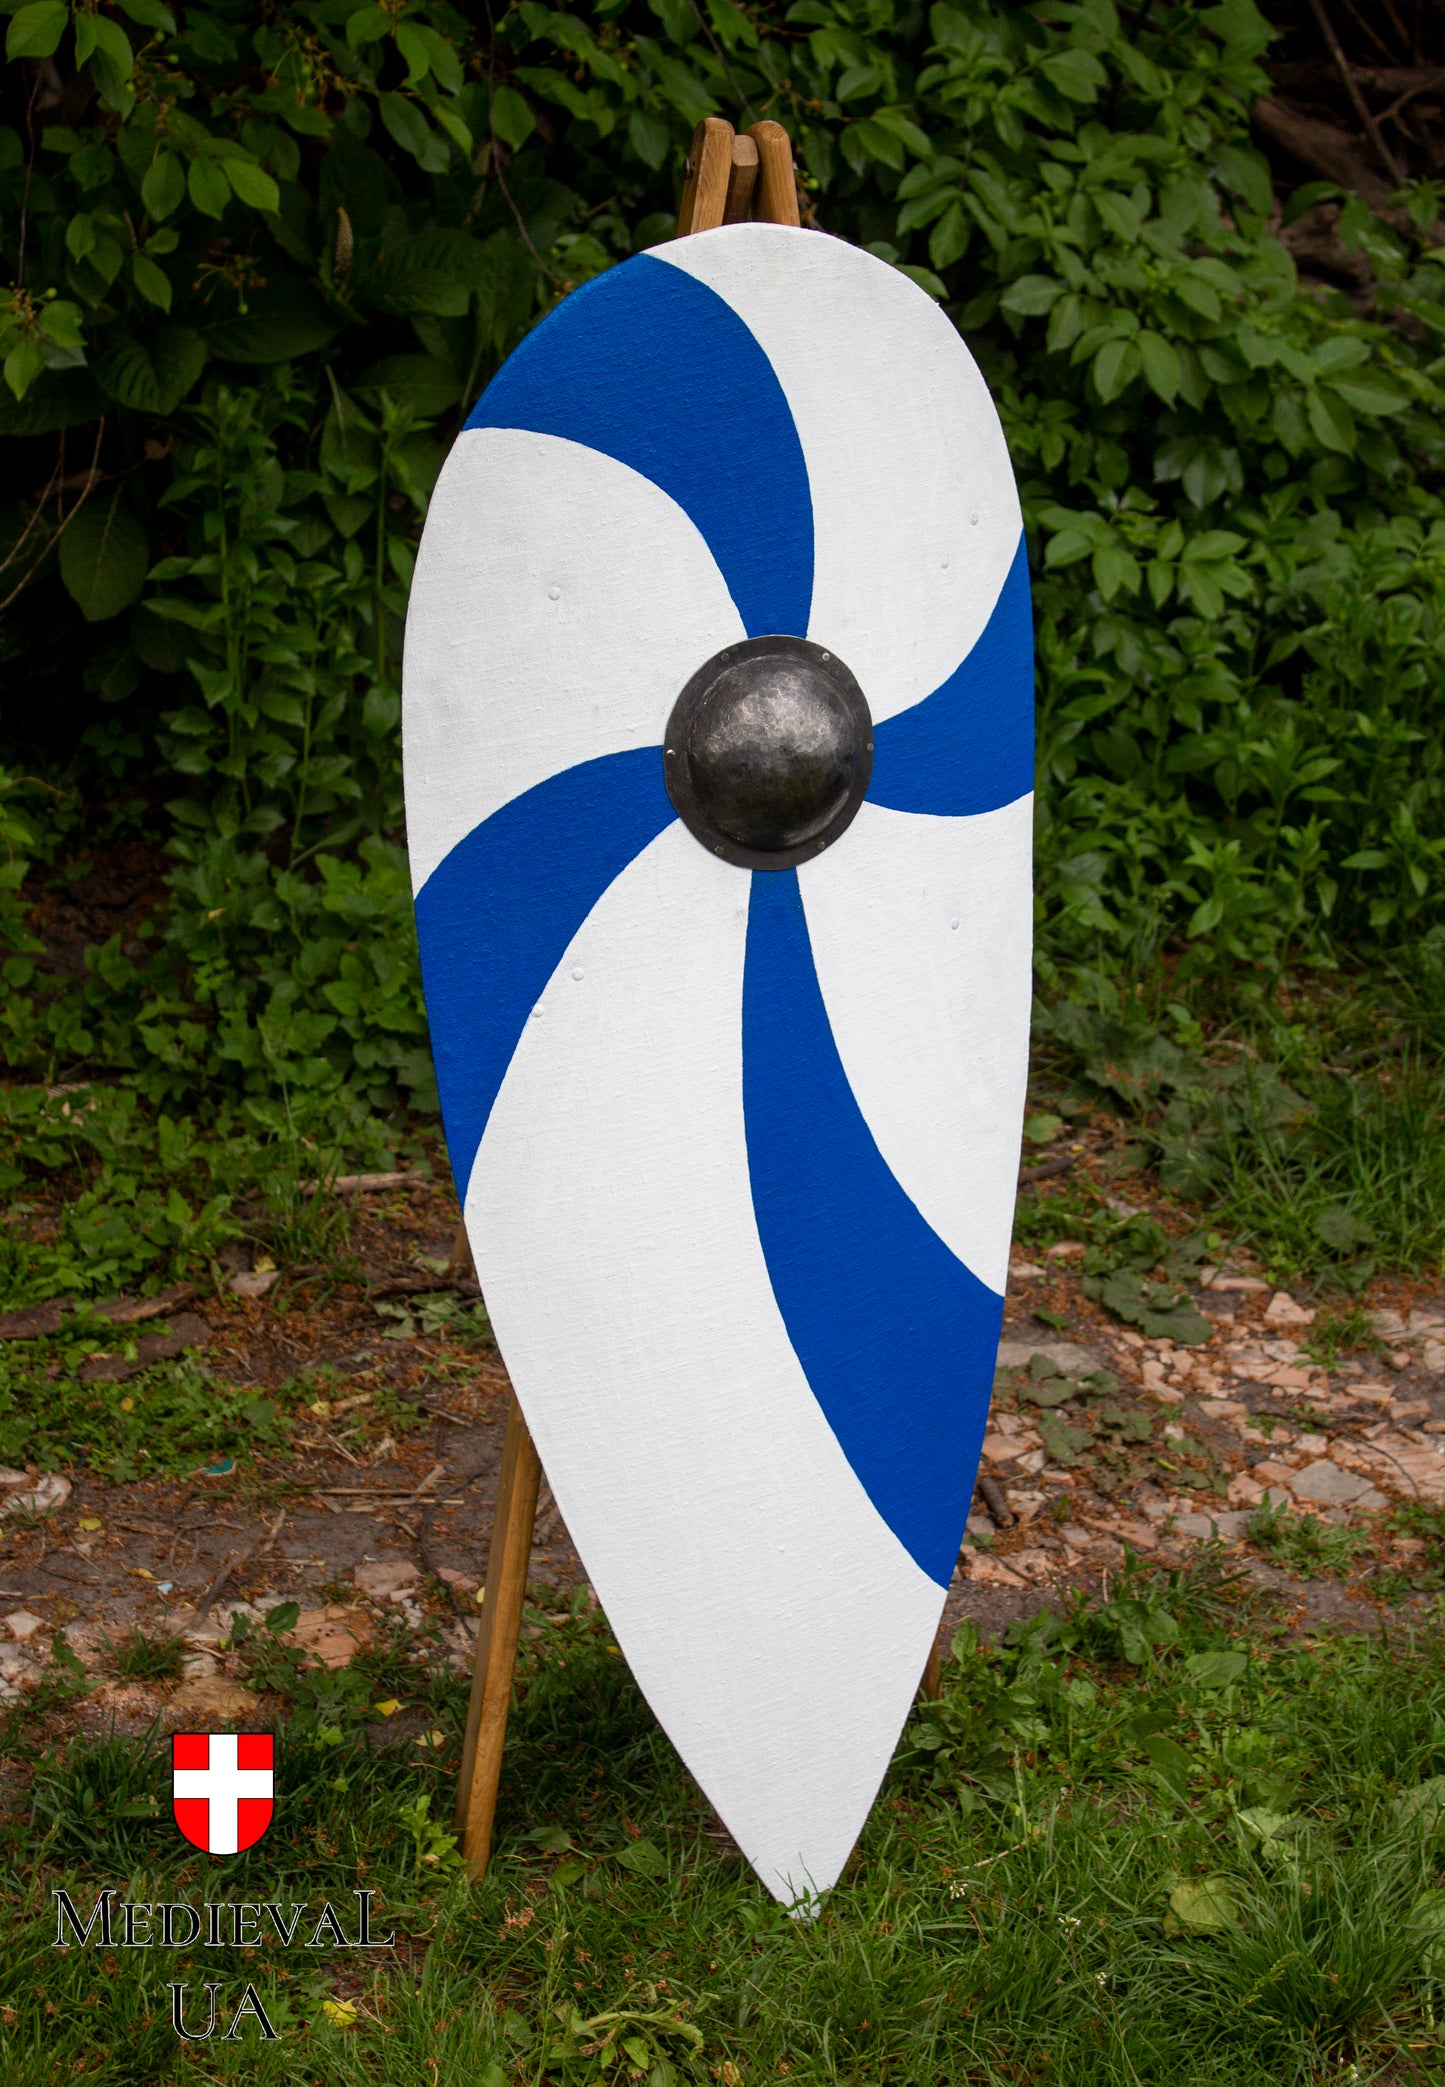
xmin=1 ymin=0 xmax=1443 ymax=1128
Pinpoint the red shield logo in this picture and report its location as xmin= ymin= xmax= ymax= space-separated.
xmin=171 ymin=1733 xmax=274 ymax=1854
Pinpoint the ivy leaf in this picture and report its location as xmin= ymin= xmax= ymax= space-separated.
xmin=58 ymin=491 xmax=150 ymax=622
xmin=6 ymin=1 xmax=68 ymax=61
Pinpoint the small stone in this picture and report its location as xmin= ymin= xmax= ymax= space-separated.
xmin=965 ymin=1511 xmax=995 ymax=1539
xmin=229 ymin=1269 xmax=279 ymax=1298
xmin=0 ymin=1473 xmax=70 ymax=1519
xmin=1264 ymin=1292 xmax=1315 ymax=1328
xmin=4 ymin=1610 xmax=46 ymax=1640
xmin=436 ymin=1566 xmax=478 ymax=1595
xmin=354 ymin=1559 xmax=421 ymax=1601
xmin=961 ymin=1551 xmax=1027 ymax=1588
xmin=180 ymin=1652 xmax=218 ymax=1680
xmin=61 ymin=1620 xmax=108 ymax=1666
xmin=1198 ymin=1399 xmax=1248 ymax=1419
xmin=1252 ymin=1459 xmax=1302 ymax=1489
xmin=1175 ymin=1510 xmax=1250 ymax=1542
xmin=1422 ymin=1341 xmax=1445 ymax=1374
xmin=293 ymin=1606 xmax=374 ymax=1669
xmin=164 ymin=1675 xmax=258 ymax=1728
xmin=996 ymin=1339 xmax=1105 ymax=1375
xmin=1290 ymin=1460 xmax=1379 ymax=1507
xmin=0 ymin=1467 xmax=29 ymax=1487
xmin=1371 ymin=1309 xmax=1409 ymax=1340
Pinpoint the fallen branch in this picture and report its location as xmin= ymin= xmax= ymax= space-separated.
xmin=300 ymin=1171 xmax=429 ymax=1196
xmin=1019 ymin=1154 xmax=1078 ymax=1187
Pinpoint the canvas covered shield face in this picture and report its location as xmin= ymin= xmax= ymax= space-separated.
xmin=172 ymin=1733 xmax=275 ymax=1855
xmin=403 ymin=221 xmax=1033 ymax=1906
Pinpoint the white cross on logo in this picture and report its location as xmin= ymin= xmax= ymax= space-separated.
xmin=172 ymin=1734 xmax=272 ymax=1854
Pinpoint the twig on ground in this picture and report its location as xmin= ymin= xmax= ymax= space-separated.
xmin=1020 ymin=1154 xmax=1078 ymax=1187
xmin=195 ymin=1545 xmax=255 ymax=1617
xmin=1309 ymin=0 xmax=1408 ymax=183
xmin=977 ymin=1475 xmax=1015 ymax=1527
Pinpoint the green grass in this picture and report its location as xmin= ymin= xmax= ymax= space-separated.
xmin=1246 ymin=1502 xmax=1370 ymax=1582
xmin=7 ymin=1562 xmax=1445 ymax=2082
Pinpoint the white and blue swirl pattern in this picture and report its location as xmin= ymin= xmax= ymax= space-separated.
xmin=403 ymin=224 xmax=1033 ymax=1905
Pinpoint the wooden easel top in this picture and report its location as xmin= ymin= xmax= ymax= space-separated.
xmin=677 ymin=117 xmax=802 ymax=236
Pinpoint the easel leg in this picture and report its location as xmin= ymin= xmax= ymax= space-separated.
xmin=920 ymin=1627 xmax=943 ymax=1701
xmin=455 ymin=1391 xmax=542 ymax=1877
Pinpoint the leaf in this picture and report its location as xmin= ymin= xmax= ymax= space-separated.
xmin=93 ymin=327 xmax=206 ymax=414
xmin=86 ymin=15 xmax=134 ymax=78
xmin=1169 ymin=1877 xmax=1235 ymax=1930
xmin=1000 ymin=274 xmax=1063 ymax=317
xmin=628 ymin=106 xmax=671 ymax=170
xmin=265 ymin=1600 xmax=300 ymax=1634
xmin=1038 ymin=47 xmax=1105 ymax=101
xmin=491 ymin=83 xmax=537 ymax=151
xmin=115 ymin=0 xmax=176 ymax=28
xmin=378 ymin=94 xmax=448 ymax=171
xmin=928 ymin=199 xmax=969 ymax=271
xmin=346 ymin=5 xmax=390 ymax=45
xmin=615 ymin=1837 xmax=667 ymax=1878
xmin=524 ymin=1823 xmax=574 ymax=1852
xmin=1094 ymin=337 xmax=1140 ymax=403
xmin=1023 ymin=1111 xmax=1064 ymax=1143
xmin=1140 ymin=1733 xmax=1193 ymax=1778
xmin=1393 ymin=1777 xmax=1445 ymax=1841
xmin=188 ymin=157 xmax=233 ymax=219
xmin=1184 ymin=1649 xmax=1247 ymax=1688
xmin=206 ymin=269 xmax=341 ymax=363
xmin=131 ymin=254 xmax=173 ymax=312
xmin=141 ymin=150 xmax=185 ymax=220
xmin=1138 ymin=332 xmax=1181 ymax=404
xmin=225 ymin=158 xmax=280 ymax=212
xmin=395 ymin=21 xmax=433 ymax=83
xmin=57 ymin=493 xmax=149 ymax=622
xmin=7 ymin=1 xmax=68 ymax=61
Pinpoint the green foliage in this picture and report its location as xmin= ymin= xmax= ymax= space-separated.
xmin=1 ymin=0 xmax=1444 ymax=1147
xmin=15 ymin=1562 xmax=1445 ymax=2079
xmin=1247 ymin=1500 xmax=1369 ymax=1581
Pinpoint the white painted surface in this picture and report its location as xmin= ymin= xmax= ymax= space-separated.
xmin=467 ymin=822 xmax=944 ymax=1904
xmin=657 ymin=226 xmax=1021 ymax=723
xmin=403 ymin=427 xmax=743 ymax=891
xmin=798 ymin=795 xmax=1034 ymax=1296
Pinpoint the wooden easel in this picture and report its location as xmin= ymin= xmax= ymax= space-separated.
xmin=452 ymin=120 xmax=938 ymax=1877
